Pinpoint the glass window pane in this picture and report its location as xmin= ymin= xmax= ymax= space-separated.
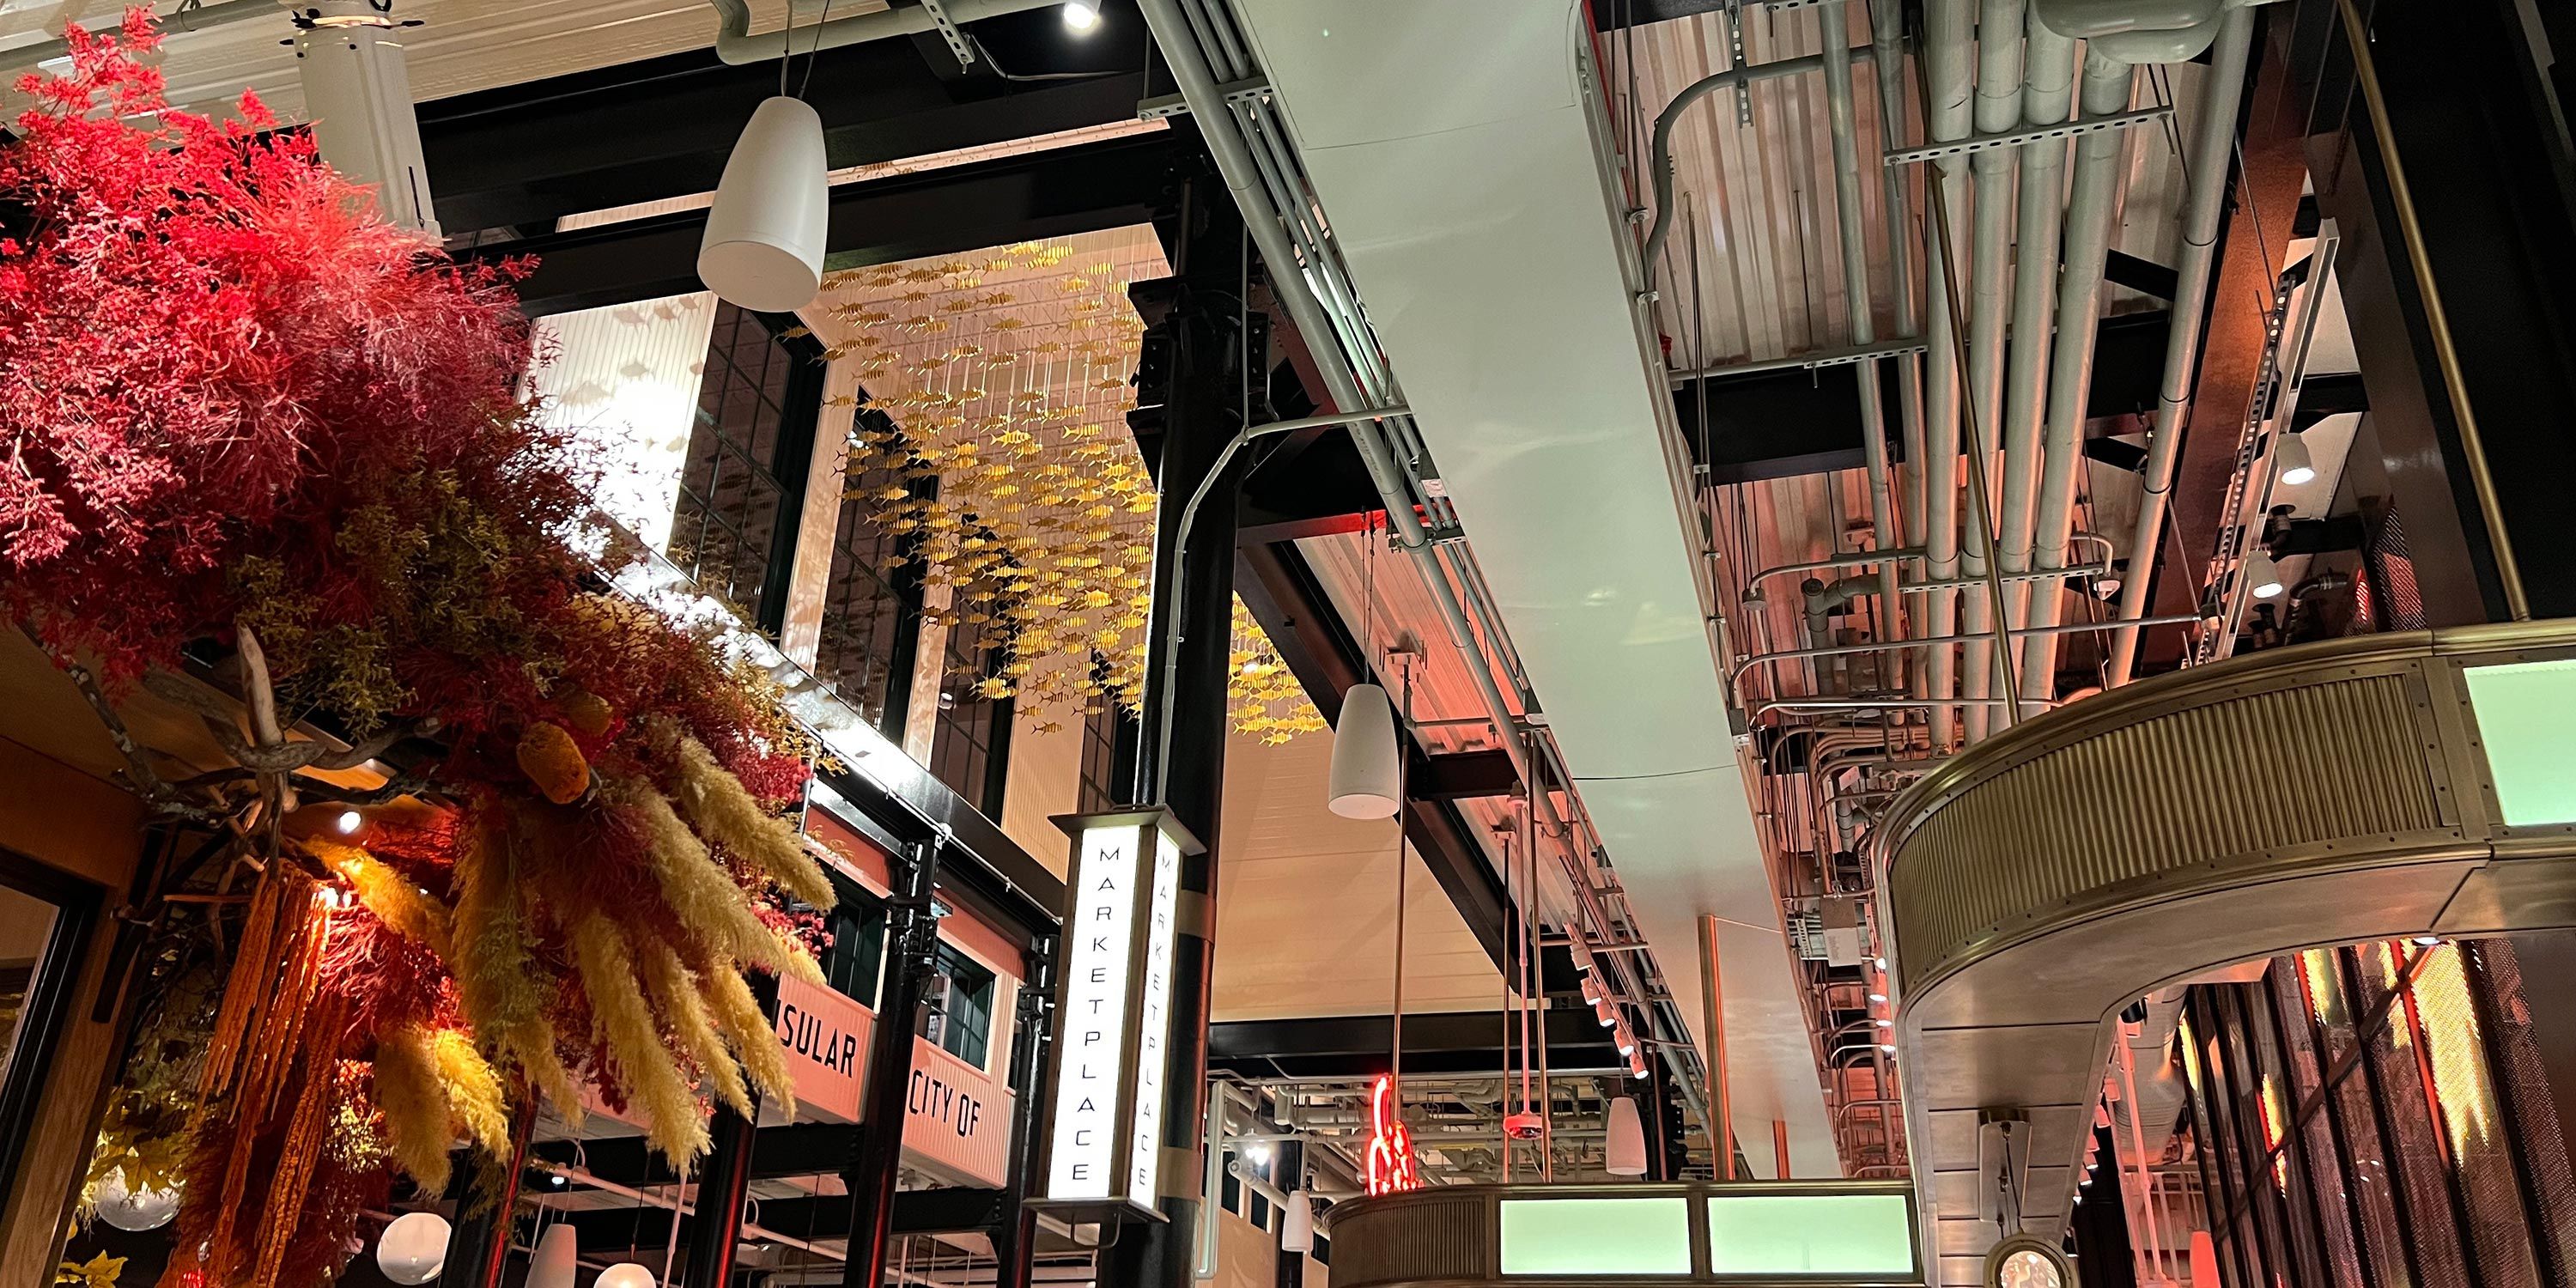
xmin=0 ymin=884 xmax=60 ymax=1095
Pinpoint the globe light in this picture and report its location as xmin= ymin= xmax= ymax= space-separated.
xmin=92 ymin=1170 xmax=178 ymax=1232
xmin=374 ymin=1211 xmax=452 ymax=1285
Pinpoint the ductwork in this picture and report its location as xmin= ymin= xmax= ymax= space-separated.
xmin=1919 ymin=0 xmax=1974 ymax=750
xmin=2036 ymin=0 xmax=2245 ymax=62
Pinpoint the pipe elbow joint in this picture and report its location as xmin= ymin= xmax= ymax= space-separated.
xmin=2034 ymin=0 xmax=2237 ymax=62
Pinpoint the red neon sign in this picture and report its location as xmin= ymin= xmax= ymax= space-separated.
xmin=1364 ymin=1073 xmax=1423 ymax=1196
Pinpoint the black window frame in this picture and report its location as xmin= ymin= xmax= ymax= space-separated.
xmin=817 ymin=872 xmax=889 ymax=1008
xmin=0 ymin=847 xmax=99 ymax=1217
xmin=918 ymin=940 xmax=997 ymax=1070
xmin=665 ymin=304 xmax=826 ymax=636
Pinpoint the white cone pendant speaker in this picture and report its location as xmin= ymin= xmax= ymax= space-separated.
xmin=1606 ymin=1097 xmax=1649 ymax=1176
xmin=1327 ymin=683 xmax=1402 ymax=819
xmin=699 ymin=95 xmax=829 ymax=313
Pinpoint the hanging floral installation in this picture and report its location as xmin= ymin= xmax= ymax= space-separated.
xmin=2 ymin=15 xmax=832 ymax=1286
xmin=813 ymin=234 xmax=1325 ymax=743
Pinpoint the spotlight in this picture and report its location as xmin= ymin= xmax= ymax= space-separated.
xmin=1595 ymin=996 xmax=1618 ymax=1028
xmin=1062 ymin=1 xmax=1101 ymax=31
xmin=1879 ymin=1042 xmax=1897 ymax=1054
xmin=335 ymin=809 xmax=363 ymax=835
xmin=1874 ymin=956 xmax=1888 ymax=970
xmin=1244 ymin=1142 xmax=1273 ymax=1169
xmin=1581 ymin=975 xmax=1603 ymax=1007
xmin=1868 ymin=991 xmax=1888 ymax=1004
xmin=2245 ymin=550 xmax=2285 ymax=600
xmin=1614 ymin=1024 xmax=1637 ymax=1057
xmin=2414 ymin=934 xmax=2443 ymax=947
xmin=550 ymin=1174 xmax=568 ymax=1188
xmin=1874 ymin=1018 xmax=1893 ymax=1029
xmin=1628 ymin=1051 xmax=1651 ymax=1079
xmin=2276 ymin=431 xmax=2317 ymax=487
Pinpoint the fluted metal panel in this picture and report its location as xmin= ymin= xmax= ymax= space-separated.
xmin=1888 ymin=671 xmax=2438 ymax=994
xmin=1330 ymin=1190 xmax=1494 ymax=1288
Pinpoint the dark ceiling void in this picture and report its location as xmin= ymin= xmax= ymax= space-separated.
xmin=420 ymin=0 xmax=1157 ymax=236
xmin=1672 ymin=307 xmax=2172 ymax=482
xmin=547 ymin=1186 xmax=1011 ymax=1256
xmin=1209 ymin=1011 xmax=1624 ymax=1080
xmin=482 ymin=131 xmax=1179 ymax=316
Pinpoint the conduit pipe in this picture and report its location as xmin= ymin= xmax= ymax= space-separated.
xmin=2103 ymin=7 xmax=2258 ymax=686
xmin=1867 ymin=0 xmax=1929 ymax=575
xmin=1643 ymin=46 xmax=1879 ymax=289
xmin=1954 ymin=0 xmax=2039 ymax=746
xmin=1818 ymin=3 xmax=1905 ymax=663
xmin=2017 ymin=48 xmax=2141 ymax=710
xmin=1919 ymin=0 xmax=1976 ymax=750
xmin=1965 ymin=10 xmax=2075 ymax=742
xmin=705 ymin=0 xmax=1060 ymax=65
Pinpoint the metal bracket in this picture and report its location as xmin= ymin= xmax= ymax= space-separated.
xmin=1882 ymin=104 xmax=2174 ymax=167
xmin=1138 ymin=74 xmax=1271 ymax=121
xmin=919 ymin=0 xmax=976 ymax=66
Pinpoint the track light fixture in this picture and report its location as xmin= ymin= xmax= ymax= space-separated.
xmin=2275 ymin=430 xmax=2317 ymax=487
xmin=1594 ymin=995 xmax=1618 ymax=1028
xmin=2245 ymin=550 xmax=2285 ymax=601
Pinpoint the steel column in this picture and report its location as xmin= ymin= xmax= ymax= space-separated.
xmin=841 ymin=840 xmax=942 ymax=1288
xmin=1109 ymin=156 xmax=1253 ymax=1288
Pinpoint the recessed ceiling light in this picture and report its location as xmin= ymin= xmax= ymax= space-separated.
xmin=1062 ymin=1 xmax=1101 ymax=32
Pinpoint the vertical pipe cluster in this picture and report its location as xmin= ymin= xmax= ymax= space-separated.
xmin=2015 ymin=49 xmax=2140 ymax=708
xmin=1919 ymin=0 xmax=1975 ymax=748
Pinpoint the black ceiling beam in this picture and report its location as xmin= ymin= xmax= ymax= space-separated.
xmin=1587 ymin=0 xmax=1737 ymax=29
xmin=1208 ymin=1010 xmax=1624 ymax=1080
xmin=1674 ymin=308 xmax=2173 ymax=479
xmin=2105 ymin=248 xmax=2181 ymax=301
xmin=416 ymin=38 xmax=1149 ymax=235
xmin=1235 ymin=540 xmax=1518 ymax=971
xmin=1413 ymin=749 xmax=1518 ymax=801
xmin=482 ymin=132 xmax=1180 ymax=317
xmin=2292 ymin=370 xmax=2369 ymax=431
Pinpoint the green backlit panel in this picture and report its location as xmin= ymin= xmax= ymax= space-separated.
xmin=1499 ymin=1197 xmax=1693 ymax=1276
xmin=2465 ymin=659 xmax=2576 ymax=826
xmin=1704 ymin=1194 xmax=1915 ymax=1276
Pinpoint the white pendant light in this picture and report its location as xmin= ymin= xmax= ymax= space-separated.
xmin=2275 ymin=431 xmax=2317 ymax=487
xmin=1327 ymin=683 xmax=1402 ymax=819
xmin=596 ymin=1263 xmax=659 ymax=1288
xmin=526 ymin=1221 xmax=580 ymax=1288
xmin=699 ymin=95 xmax=829 ymax=313
xmin=1605 ymin=1097 xmax=1649 ymax=1176
xmin=1281 ymin=1189 xmax=1315 ymax=1255
xmin=92 ymin=1170 xmax=178 ymax=1231
xmin=374 ymin=1211 xmax=452 ymax=1285
xmin=2245 ymin=550 xmax=2286 ymax=600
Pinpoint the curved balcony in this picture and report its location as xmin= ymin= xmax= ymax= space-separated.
xmin=1874 ymin=621 xmax=2576 ymax=1287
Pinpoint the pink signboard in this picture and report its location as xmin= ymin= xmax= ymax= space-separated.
xmin=771 ymin=975 xmax=1015 ymax=1188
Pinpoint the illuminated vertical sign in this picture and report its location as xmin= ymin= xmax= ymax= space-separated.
xmin=1037 ymin=809 xmax=1202 ymax=1218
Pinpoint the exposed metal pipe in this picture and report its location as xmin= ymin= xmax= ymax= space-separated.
xmin=705 ymin=0 xmax=1061 ymax=66
xmin=1667 ymin=338 xmax=1928 ymax=386
xmin=1865 ymin=0 xmax=1929 ymax=599
xmin=2103 ymin=9 xmax=2259 ymax=684
xmin=2017 ymin=48 xmax=2141 ymax=708
xmin=1731 ymin=612 xmax=2202 ymax=695
xmin=1957 ymin=0 xmax=2044 ymax=745
xmin=1818 ymin=3 xmax=1905 ymax=656
xmin=1919 ymin=0 xmax=1975 ymax=750
xmin=1643 ymin=45 xmax=1880 ymax=287
xmin=1964 ymin=13 xmax=2075 ymax=742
